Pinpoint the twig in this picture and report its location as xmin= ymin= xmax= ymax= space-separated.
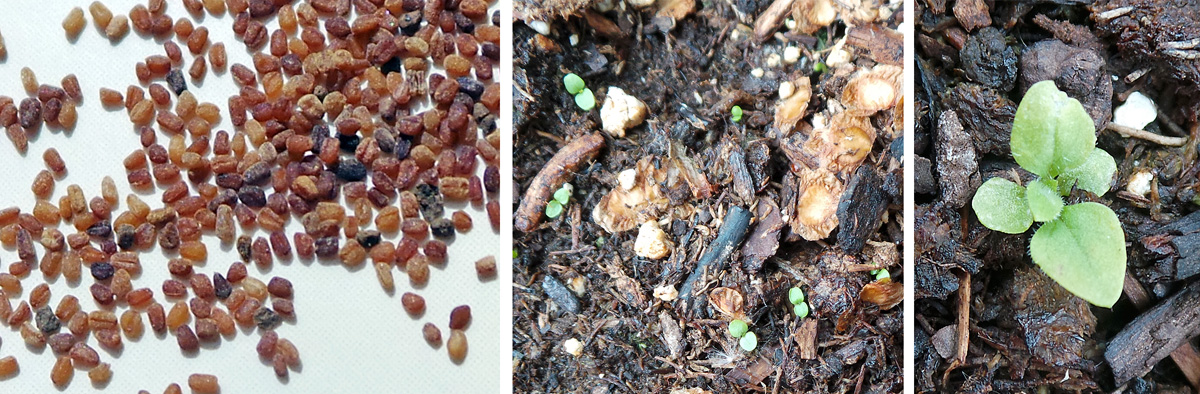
xmin=955 ymin=271 xmax=970 ymax=364
xmin=1119 ymin=273 xmax=1200 ymax=392
xmin=677 ymin=206 xmax=754 ymax=312
xmin=1106 ymin=123 xmax=1188 ymax=147
xmin=1157 ymin=108 xmax=1189 ymax=136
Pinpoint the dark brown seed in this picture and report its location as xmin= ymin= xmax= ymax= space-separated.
xmin=257 ymin=330 xmax=278 ymax=358
xmin=423 ymin=322 xmax=442 ymax=346
xmin=267 ymin=277 xmax=292 ymax=298
xmin=449 ymin=305 xmax=471 ymax=330
xmin=18 ymin=98 xmax=42 ymax=128
xmin=176 ymin=325 xmax=199 ymax=351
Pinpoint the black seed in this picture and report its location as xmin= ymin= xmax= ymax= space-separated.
xmin=430 ymin=218 xmax=455 ymax=238
xmin=355 ymin=230 xmax=381 ymax=249
xmin=457 ymin=77 xmax=484 ymax=101
xmin=243 ymin=162 xmax=272 ymax=185
xmin=117 ymin=224 xmax=136 ymax=250
xmin=395 ymin=135 xmax=413 ymax=160
xmin=91 ymin=262 xmax=115 ymax=280
xmin=213 ymin=273 xmax=232 ymax=299
xmin=454 ymin=13 xmax=474 ymax=34
xmin=207 ymin=188 xmax=239 ymax=212
xmin=483 ymin=166 xmax=499 ymax=193
xmin=238 ymin=185 xmax=267 ymax=208
xmin=335 ymin=158 xmax=367 ymax=181
xmin=337 ymin=133 xmax=360 ymax=152
xmin=398 ymin=11 xmax=421 ymax=35
xmin=311 ymin=125 xmax=330 ymax=154
xmin=381 ymin=57 xmax=403 ymax=75
xmin=415 ymin=184 xmax=444 ymax=219
xmin=87 ymin=220 xmax=113 ymax=237
xmin=254 ymin=308 xmax=281 ymax=329
xmin=36 ymin=306 xmax=61 ymax=334
xmin=167 ymin=69 xmax=187 ymax=95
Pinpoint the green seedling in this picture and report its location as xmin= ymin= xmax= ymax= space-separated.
xmin=874 ymin=269 xmax=890 ymax=281
xmin=564 ymin=73 xmax=585 ymax=95
xmin=793 ymin=302 xmax=809 ymax=319
xmin=731 ymin=105 xmax=743 ymax=123
xmin=971 ymin=80 xmax=1125 ymax=308
xmin=545 ymin=200 xmax=564 ymax=218
xmin=739 ymin=331 xmax=757 ymax=352
xmin=728 ymin=319 xmax=748 ymax=338
xmin=788 ymin=287 xmax=804 ymax=305
xmin=554 ymin=183 xmax=573 ymax=205
xmin=813 ymin=62 xmax=827 ymax=73
xmin=575 ymin=88 xmax=596 ymax=111
xmin=513 ymin=249 xmax=518 ymax=258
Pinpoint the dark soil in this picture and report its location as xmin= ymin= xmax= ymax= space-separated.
xmin=915 ymin=0 xmax=1200 ymax=392
xmin=512 ymin=0 xmax=904 ymax=392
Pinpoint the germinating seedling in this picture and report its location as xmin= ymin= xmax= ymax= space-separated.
xmin=563 ymin=73 xmax=596 ymax=111
xmin=545 ymin=183 xmax=574 ymax=219
xmin=971 ymin=80 xmax=1125 ymax=307
xmin=731 ymin=105 xmax=743 ymax=123
xmin=788 ymin=287 xmax=809 ymax=318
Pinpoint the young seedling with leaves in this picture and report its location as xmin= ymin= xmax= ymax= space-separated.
xmin=545 ymin=183 xmax=574 ymax=219
xmin=971 ymin=80 xmax=1125 ymax=307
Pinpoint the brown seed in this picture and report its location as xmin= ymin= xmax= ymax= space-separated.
xmin=87 ymin=363 xmax=112 ymax=384
xmin=188 ymin=373 xmax=219 ymax=393
xmin=70 ymin=342 xmax=100 ymax=367
xmin=423 ymin=322 xmax=442 ymax=346
xmin=374 ymin=262 xmax=394 ymax=292
xmin=105 ymin=15 xmax=130 ymax=40
xmin=449 ymin=305 xmax=471 ymax=330
xmin=339 ymin=239 xmax=367 ymax=266
xmin=447 ymin=329 xmax=467 ymax=362
xmin=242 ymin=277 xmax=267 ymax=300
xmin=267 ymin=277 xmax=293 ymax=298
xmin=401 ymin=292 xmax=424 ymax=316
xmin=452 ymin=211 xmax=472 ymax=233
xmin=32 ymin=170 xmax=54 ymax=199
xmin=176 ymin=324 xmax=199 ymax=352
xmin=63 ymin=7 xmax=86 ymax=39
xmin=20 ymin=67 xmax=37 ymax=95
xmin=475 ymin=256 xmax=497 ymax=279
xmin=148 ymin=302 xmax=166 ymax=333
xmin=51 ymin=356 xmax=72 ymax=387
xmin=88 ymin=2 xmax=112 ymax=28
xmin=0 ymin=356 xmax=18 ymax=378
xmin=120 ymin=309 xmax=143 ymax=339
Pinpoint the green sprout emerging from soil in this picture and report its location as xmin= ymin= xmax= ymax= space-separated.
xmin=727 ymin=319 xmax=757 ymax=351
xmin=788 ymin=287 xmax=809 ymax=319
xmin=563 ymin=73 xmax=595 ymax=111
xmin=971 ymin=80 xmax=1125 ymax=308
xmin=545 ymin=183 xmax=574 ymax=219
xmin=731 ymin=105 xmax=743 ymax=122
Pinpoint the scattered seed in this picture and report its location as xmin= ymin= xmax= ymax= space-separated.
xmin=447 ymin=329 xmax=467 ymax=362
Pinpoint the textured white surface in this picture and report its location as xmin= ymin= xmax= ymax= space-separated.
xmin=0 ymin=0 xmax=510 ymax=392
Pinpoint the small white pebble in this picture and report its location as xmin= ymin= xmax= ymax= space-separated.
xmin=528 ymin=20 xmax=551 ymax=36
xmin=653 ymin=285 xmax=678 ymax=301
xmin=563 ymin=338 xmax=583 ymax=356
xmin=826 ymin=48 xmax=851 ymax=67
xmin=1113 ymin=91 xmax=1157 ymax=130
xmin=634 ymin=221 xmax=672 ymax=260
xmin=599 ymin=87 xmax=648 ymax=138
xmin=568 ymin=276 xmax=587 ymax=296
xmin=779 ymin=81 xmax=796 ymax=99
xmin=765 ymin=53 xmax=781 ymax=68
xmin=785 ymin=18 xmax=796 ymax=30
xmin=1126 ymin=170 xmax=1153 ymax=196
xmin=693 ymin=91 xmax=703 ymax=105
xmin=783 ymin=46 xmax=801 ymax=64
xmin=569 ymin=34 xmax=579 ymax=46
xmin=750 ymin=68 xmax=764 ymax=78
xmin=618 ymin=169 xmax=637 ymax=190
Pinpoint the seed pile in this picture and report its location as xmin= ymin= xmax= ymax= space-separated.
xmin=0 ymin=0 xmax=500 ymax=390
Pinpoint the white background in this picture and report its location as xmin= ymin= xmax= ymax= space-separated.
xmin=0 ymin=0 xmax=512 ymax=392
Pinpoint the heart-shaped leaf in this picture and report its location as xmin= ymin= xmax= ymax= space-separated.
xmin=1058 ymin=148 xmax=1117 ymax=196
xmin=972 ymin=177 xmax=1033 ymax=234
xmin=1030 ymin=202 xmax=1126 ymax=307
xmin=1011 ymin=80 xmax=1096 ymax=178
xmin=1026 ymin=178 xmax=1063 ymax=223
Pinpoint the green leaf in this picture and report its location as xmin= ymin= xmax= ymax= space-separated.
xmin=874 ymin=269 xmax=890 ymax=281
xmin=554 ymin=183 xmax=574 ymax=205
xmin=728 ymin=319 xmax=748 ymax=338
xmin=1058 ymin=148 xmax=1116 ymax=196
xmin=575 ymin=88 xmax=596 ymax=111
xmin=794 ymin=302 xmax=809 ymax=319
xmin=545 ymin=200 xmax=564 ymax=218
xmin=731 ymin=106 xmax=743 ymax=122
xmin=563 ymin=73 xmax=585 ymax=95
xmin=788 ymin=287 xmax=804 ymax=305
xmin=1011 ymin=80 xmax=1097 ymax=178
xmin=740 ymin=331 xmax=758 ymax=351
xmin=1026 ymin=178 xmax=1063 ymax=222
xmin=971 ymin=177 xmax=1033 ymax=234
xmin=1030 ymin=202 xmax=1127 ymax=308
